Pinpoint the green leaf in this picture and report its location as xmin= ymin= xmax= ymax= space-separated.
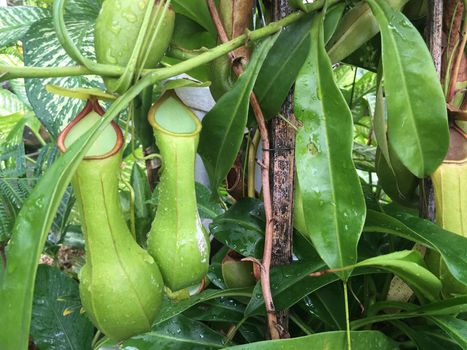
xmin=162 ymin=78 xmax=211 ymax=92
xmin=99 ymin=315 xmax=227 ymax=350
xmin=323 ymin=3 xmax=346 ymax=44
xmin=351 ymin=297 xmax=467 ymax=330
xmin=390 ymin=320 xmax=449 ymax=350
xmin=23 ymin=10 xmax=103 ymax=137
xmin=0 ymin=88 xmax=29 ymax=116
xmin=31 ymin=265 xmax=94 ymax=350
xmin=223 ymin=331 xmax=398 ymax=349
xmin=195 ymin=182 xmax=224 ymax=220
xmin=199 ymin=35 xmax=278 ymax=194
xmin=254 ymin=13 xmax=313 ymax=119
xmin=355 ymin=251 xmax=442 ymax=300
xmin=367 ymin=0 xmax=449 ymax=177
xmin=156 ymin=288 xmax=253 ymax=325
xmin=245 ymin=259 xmax=326 ymax=317
xmin=245 ymin=261 xmax=382 ymax=317
xmin=210 ymin=198 xmax=264 ymax=258
xmin=294 ymin=13 xmax=366 ymax=280
xmin=364 ymin=208 xmax=467 ymax=286
xmin=183 ymin=297 xmax=245 ymax=323
xmin=171 ymin=0 xmax=216 ymax=36
xmin=0 ymin=6 xmax=50 ymax=47
xmin=429 ymin=316 xmax=467 ymax=349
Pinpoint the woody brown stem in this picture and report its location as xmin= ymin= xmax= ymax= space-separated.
xmin=207 ymin=0 xmax=280 ymax=340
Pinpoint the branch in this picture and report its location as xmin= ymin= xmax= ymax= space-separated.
xmin=207 ymin=0 xmax=280 ymax=339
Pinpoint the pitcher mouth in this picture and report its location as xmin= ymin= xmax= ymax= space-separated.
xmin=57 ymin=99 xmax=124 ymax=160
xmin=148 ymin=91 xmax=202 ymax=138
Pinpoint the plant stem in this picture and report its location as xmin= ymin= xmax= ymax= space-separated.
xmin=247 ymin=129 xmax=260 ymax=198
xmin=207 ymin=0 xmax=280 ymax=339
xmin=225 ymin=317 xmax=247 ymax=344
xmin=344 ymin=281 xmax=352 ymax=350
xmin=0 ymin=65 xmax=95 ymax=80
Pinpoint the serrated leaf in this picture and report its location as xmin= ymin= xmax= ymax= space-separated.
xmin=0 ymin=6 xmax=50 ymax=47
xmin=31 ymin=265 xmax=94 ymax=350
xmin=23 ymin=15 xmax=103 ymax=137
xmin=294 ymin=12 xmax=366 ymax=280
xmin=199 ymin=35 xmax=279 ymax=194
xmin=367 ymin=0 xmax=449 ymax=177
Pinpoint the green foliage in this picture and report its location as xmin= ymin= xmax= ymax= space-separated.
xmin=0 ymin=0 xmax=464 ymax=349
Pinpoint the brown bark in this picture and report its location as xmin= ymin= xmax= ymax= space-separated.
xmin=269 ymin=0 xmax=296 ymax=337
xmin=421 ymin=0 xmax=444 ymax=221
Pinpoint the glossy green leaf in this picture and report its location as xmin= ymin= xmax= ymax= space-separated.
xmin=156 ymin=288 xmax=252 ymax=324
xmin=224 ymin=331 xmax=398 ymax=349
xmin=429 ymin=316 xmax=467 ymax=349
xmin=327 ymin=0 xmax=408 ymax=63
xmin=390 ymin=320 xmax=448 ymax=350
xmin=100 ymin=315 xmax=227 ymax=350
xmin=245 ymin=262 xmax=382 ymax=317
xmin=294 ymin=13 xmax=366 ymax=280
xmin=23 ymin=2 xmax=102 ymax=137
xmin=352 ymin=297 xmax=467 ymax=329
xmin=195 ymin=182 xmax=224 ymax=220
xmin=323 ymin=3 xmax=346 ymax=44
xmin=367 ymin=0 xmax=449 ymax=177
xmin=171 ymin=0 xmax=216 ymax=36
xmin=199 ymin=35 xmax=278 ymax=193
xmin=0 ymin=6 xmax=50 ymax=47
xmin=375 ymin=147 xmax=418 ymax=206
xmin=245 ymin=259 xmax=326 ymax=317
xmin=364 ymin=208 xmax=467 ymax=286
xmin=31 ymin=265 xmax=94 ymax=350
xmin=254 ymin=13 xmax=313 ymax=120
xmin=355 ymin=250 xmax=442 ymax=300
xmin=210 ymin=198 xmax=264 ymax=258
xmin=183 ymin=297 xmax=245 ymax=323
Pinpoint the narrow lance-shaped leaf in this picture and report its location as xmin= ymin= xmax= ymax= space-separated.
xmin=364 ymin=208 xmax=467 ymax=286
xmin=354 ymin=250 xmax=442 ymax=301
xmin=223 ymin=331 xmax=398 ymax=350
xmin=294 ymin=13 xmax=366 ymax=281
xmin=199 ymin=34 xmax=279 ymax=194
xmin=367 ymin=0 xmax=449 ymax=177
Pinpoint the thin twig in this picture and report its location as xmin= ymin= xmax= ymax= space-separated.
xmin=207 ymin=0 xmax=280 ymax=339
